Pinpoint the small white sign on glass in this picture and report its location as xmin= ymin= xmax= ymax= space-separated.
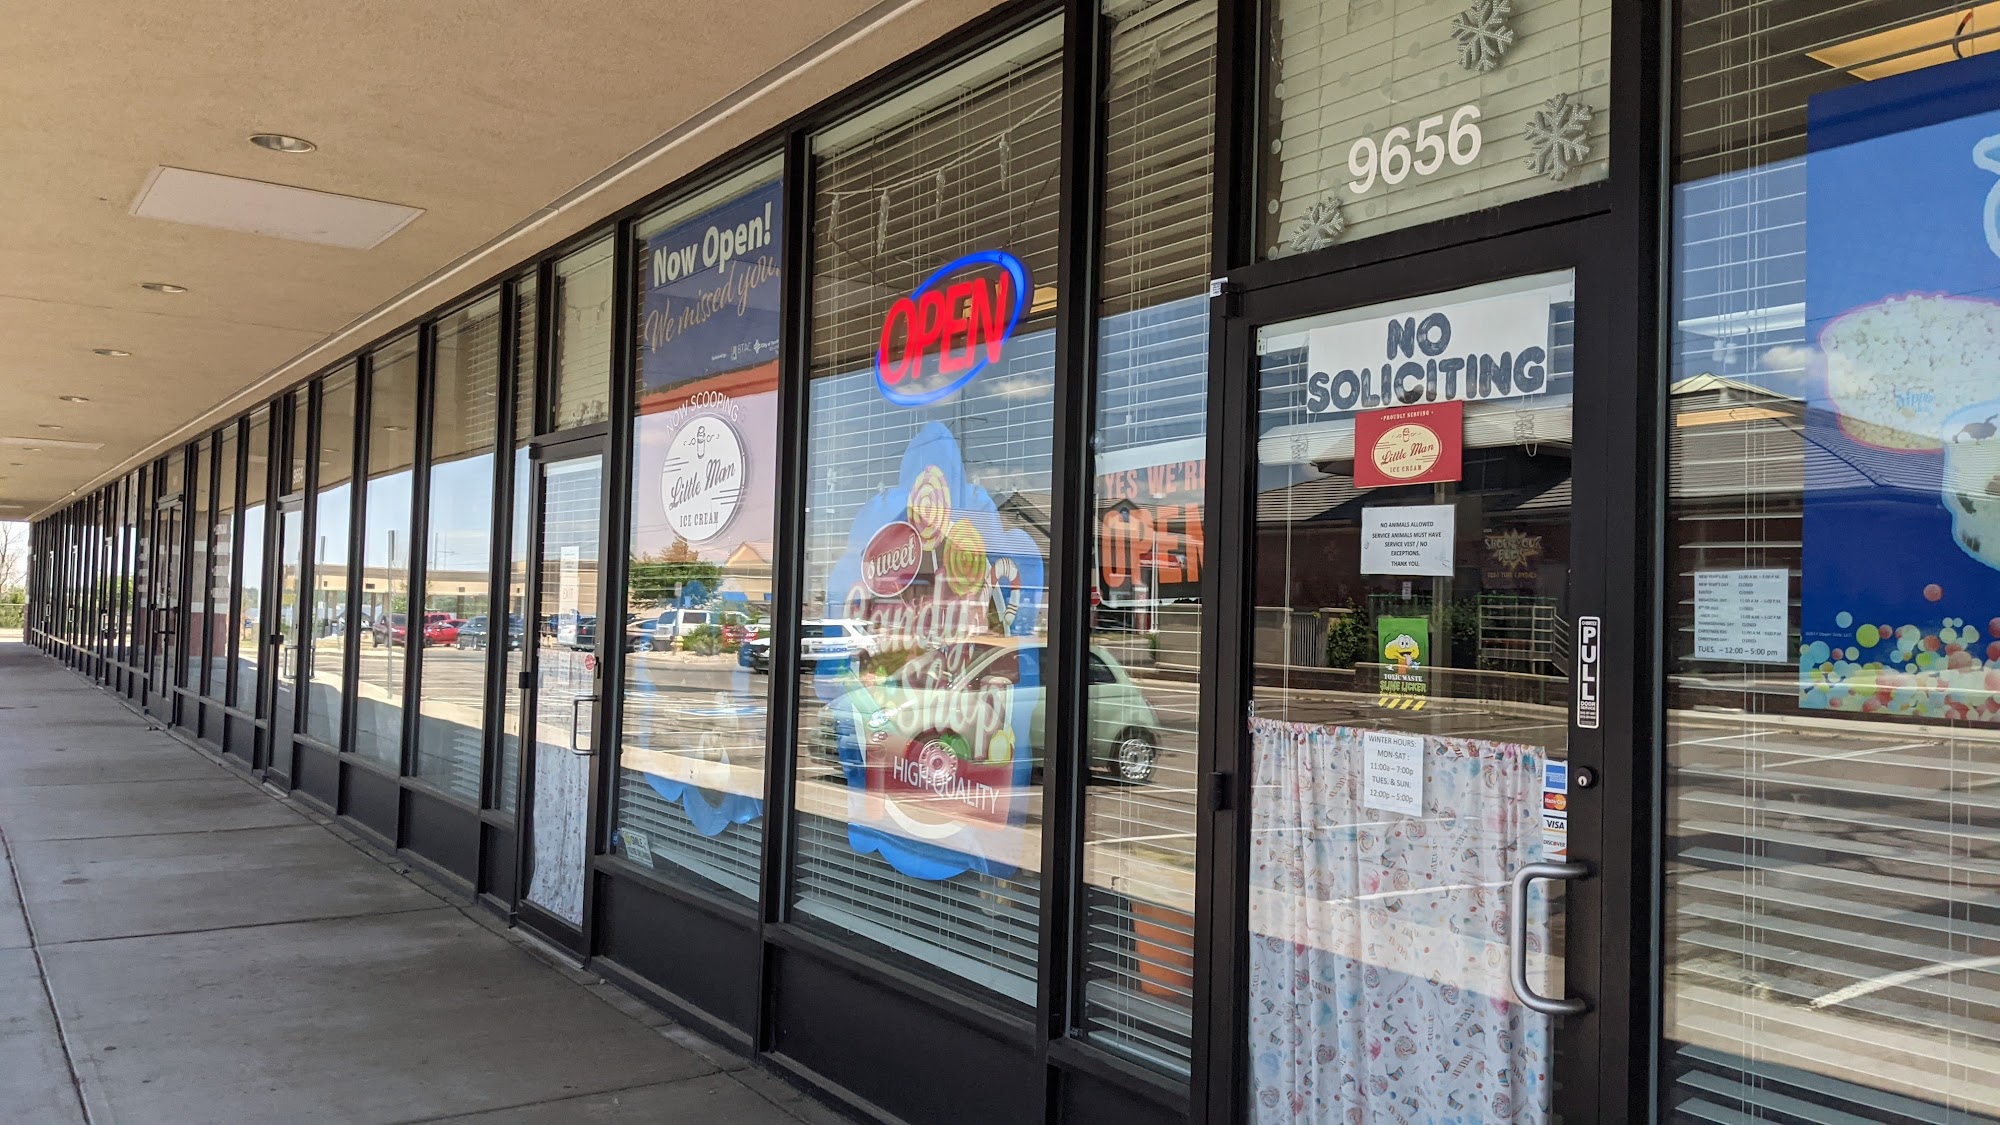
xmin=1693 ymin=568 xmax=1790 ymax=663
xmin=1363 ymin=730 xmax=1426 ymax=816
xmin=1361 ymin=504 xmax=1455 ymax=576
xmin=557 ymin=545 xmax=582 ymax=647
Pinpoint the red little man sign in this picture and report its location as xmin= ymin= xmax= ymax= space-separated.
xmin=1354 ymin=401 xmax=1463 ymax=488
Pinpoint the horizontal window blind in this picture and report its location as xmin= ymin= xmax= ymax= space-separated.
xmin=1263 ymin=0 xmax=1611 ymax=255
xmin=1667 ymin=5 xmax=2000 ymax=1120
xmin=1082 ymin=0 xmax=1217 ymax=1076
xmin=792 ymin=22 xmax=1065 ymax=1004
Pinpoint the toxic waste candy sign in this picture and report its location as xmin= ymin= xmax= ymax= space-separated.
xmin=875 ymin=250 xmax=1030 ymax=406
xmin=1354 ymin=401 xmax=1463 ymax=488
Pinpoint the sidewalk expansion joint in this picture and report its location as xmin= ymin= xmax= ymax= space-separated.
xmin=0 ymin=823 xmax=93 ymax=1124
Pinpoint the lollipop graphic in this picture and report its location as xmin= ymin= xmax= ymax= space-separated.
xmin=941 ymin=518 xmax=991 ymax=596
xmin=989 ymin=556 xmax=1022 ymax=629
xmin=907 ymin=465 xmax=952 ymax=553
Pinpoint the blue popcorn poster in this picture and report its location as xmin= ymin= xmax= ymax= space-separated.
xmin=1801 ymin=51 xmax=2000 ymax=721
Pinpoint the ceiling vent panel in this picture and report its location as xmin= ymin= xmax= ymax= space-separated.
xmin=130 ymin=167 xmax=423 ymax=250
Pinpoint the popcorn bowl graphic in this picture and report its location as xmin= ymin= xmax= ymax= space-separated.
xmin=1818 ymin=293 xmax=2000 ymax=452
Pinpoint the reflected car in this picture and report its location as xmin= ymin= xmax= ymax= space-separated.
xmin=369 ymin=613 xmax=409 ymax=647
xmin=810 ymin=637 xmax=1163 ymax=783
xmin=630 ymin=607 xmax=765 ymax=653
xmin=455 ymin=614 xmax=524 ymax=650
xmin=421 ymin=612 xmax=459 ymax=647
xmin=542 ymin=613 xmax=597 ymax=650
xmin=743 ymin=620 xmax=875 ymax=675
xmin=627 ymin=607 xmax=705 ymax=653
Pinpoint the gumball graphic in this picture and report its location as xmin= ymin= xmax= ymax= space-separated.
xmin=942 ymin=518 xmax=990 ymax=596
xmin=907 ymin=466 xmax=953 ymax=551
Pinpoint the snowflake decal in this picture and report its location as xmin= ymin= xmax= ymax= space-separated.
xmin=1288 ymin=195 xmax=1346 ymax=253
xmin=1522 ymin=93 xmax=1593 ymax=181
xmin=1449 ymin=0 xmax=1515 ymax=73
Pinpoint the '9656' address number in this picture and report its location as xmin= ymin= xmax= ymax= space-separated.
xmin=1348 ymin=105 xmax=1483 ymax=195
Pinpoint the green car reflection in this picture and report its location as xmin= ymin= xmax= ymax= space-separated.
xmin=811 ymin=636 xmax=1164 ymax=785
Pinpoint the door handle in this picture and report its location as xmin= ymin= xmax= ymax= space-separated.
xmin=1508 ymin=860 xmax=1590 ymax=1016
xmin=570 ymin=695 xmax=598 ymax=756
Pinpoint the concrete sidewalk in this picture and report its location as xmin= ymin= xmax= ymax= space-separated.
xmin=0 ymin=643 xmax=840 ymax=1125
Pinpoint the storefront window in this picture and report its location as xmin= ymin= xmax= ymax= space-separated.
xmin=1250 ymin=270 xmax=1579 ymax=1121
xmin=233 ymin=413 xmax=269 ymax=709
xmin=552 ymin=238 xmax=614 ymax=430
xmin=1261 ymin=0 xmax=1610 ymax=257
xmin=613 ymin=158 xmax=783 ymax=897
xmin=497 ymin=276 xmax=537 ymax=813
xmin=119 ymin=470 xmax=138 ymax=660
xmin=208 ymin=427 xmax=237 ymax=699
xmin=1665 ymin=4 xmax=2000 ymax=1120
xmin=413 ymin=297 xmax=502 ymax=802
xmin=791 ymin=18 xmax=1063 ymax=1002
xmin=1080 ymin=0 xmax=1215 ymax=1073
xmin=308 ymin=371 xmax=356 ymax=745
xmin=185 ymin=440 xmax=211 ymax=693
xmin=355 ymin=334 xmax=419 ymax=766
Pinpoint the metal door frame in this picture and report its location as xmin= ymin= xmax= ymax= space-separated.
xmin=262 ymin=494 xmax=308 ymax=780
xmin=145 ymin=488 xmax=188 ymax=724
xmin=1200 ymin=212 xmax=1649 ymax=1124
xmin=511 ymin=430 xmax=613 ymax=955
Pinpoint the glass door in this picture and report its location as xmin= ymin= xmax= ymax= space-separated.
xmin=267 ymin=501 xmax=305 ymax=776
xmin=516 ymin=448 xmax=606 ymax=946
xmin=145 ymin=497 xmax=185 ymax=724
xmin=1233 ymin=265 xmax=1607 ymax=1123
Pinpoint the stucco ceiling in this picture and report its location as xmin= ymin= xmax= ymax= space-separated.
xmin=4 ymin=0 xmax=1003 ymax=521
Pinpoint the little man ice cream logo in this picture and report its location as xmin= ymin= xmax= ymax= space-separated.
xmin=1354 ymin=401 xmax=1463 ymax=489
xmin=660 ymin=413 xmax=744 ymax=543
xmin=1373 ymin=420 xmax=1444 ymax=480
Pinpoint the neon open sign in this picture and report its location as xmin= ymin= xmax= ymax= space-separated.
xmin=874 ymin=250 xmax=1030 ymax=406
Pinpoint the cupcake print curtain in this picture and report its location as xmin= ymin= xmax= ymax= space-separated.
xmin=1247 ymin=717 xmax=1554 ymax=1124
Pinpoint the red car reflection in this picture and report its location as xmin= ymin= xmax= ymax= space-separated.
xmin=421 ymin=613 xmax=460 ymax=647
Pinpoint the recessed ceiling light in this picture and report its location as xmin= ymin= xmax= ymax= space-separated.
xmin=58 ymin=395 xmax=89 ymax=403
xmin=36 ymin=425 xmax=61 ymax=431
xmin=140 ymin=282 xmax=188 ymax=294
xmin=249 ymin=133 xmax=316 ymax=154
xmin=92 ymin=348 xmax=129 ymax=357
